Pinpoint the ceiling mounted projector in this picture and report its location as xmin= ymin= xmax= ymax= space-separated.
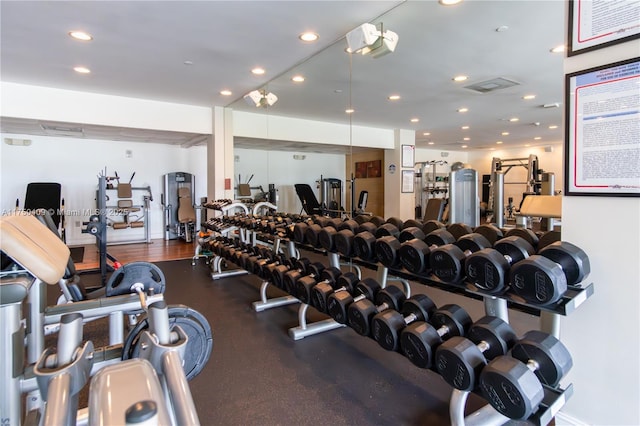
xmin=346 ymin=22 xmax=398 ymax=58
xmin=244 ymin=90 xmax=278 ymax=107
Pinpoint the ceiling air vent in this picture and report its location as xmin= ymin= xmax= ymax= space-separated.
xmin=40 ymin=123 xmax=85 ymax=137
xmin=464 ymin=77 xmax=520 ymax=93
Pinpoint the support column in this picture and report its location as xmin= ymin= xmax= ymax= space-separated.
xmin=384 ymin=129 xmax=415 ymax=220
xmin=208 ymin=106 xmax=235 ymax=202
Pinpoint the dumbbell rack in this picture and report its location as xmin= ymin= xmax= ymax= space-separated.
xmin=285 ymin=237 xmax=593 ymax=426
xmin=199 ymin=214 xmax=593 ymax=425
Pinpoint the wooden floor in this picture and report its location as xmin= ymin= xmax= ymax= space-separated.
xmin=73 ymin=239 xmax=198 ymax=272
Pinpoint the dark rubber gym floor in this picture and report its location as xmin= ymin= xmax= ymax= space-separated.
xmin=67 ymin=253 xmax=541 ymax=425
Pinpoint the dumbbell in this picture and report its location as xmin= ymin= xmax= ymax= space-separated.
xmin=446 ymin=223 xmax=474 ymax=240
xmin=422 ymin=220 xmax=446 ymax=235
xmin=504 ymin=228 xmax=539 ymax=249
xmin=479 ymin=330 xmax=573 ymax=420
xmin=311 ymin=271 xmax=360 ymax=313
xmin=375 ymin=224 xmax=428 ymax=269
xmin=371 ymin=294 xmax=437 ymax=351
xmin=430 ymin=233 xmax=492 ymax=283
xmin=318 ymin=218 xmax=355 ymax=252
xmin=509 ymin=241 xmax=590 ymax=304
xmin=435 ymin=316 xmax=517 ymax=391
xmin=326 ymin=278 xmax=382 ymax=324
xmin=270 ymin=258 xmax=312 ymax=291
xmin=296 ymin=266 xmax=343 ymax=305
xmin=473 ymin=223 xmax=504 ymax=246
xmin=400 ymin=304 xmax=471 ymax=369
xmin=465 ymin=236 xmax=535 ymax=294
xmin=353 ymin=221 xmax=380 ymax=261
xmin=347 ymin=285 xmax=406 ymax=336
xmin=398 ymin=228 xmax=456 ymax=275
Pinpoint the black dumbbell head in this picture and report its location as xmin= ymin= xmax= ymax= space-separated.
xmin=400 ymin=322 xmax=441 ymax=368
xmin=318 ymin=226 xmax=337 ymax=252
xmin=402 ymin=219 xmax=423 ymax=230
xmin=353 ymin=214 xmax=371 ymax=224
xmin=431 ymin=304 xmax=472 ymax=337
xmin=430 ymin=245 xmax=466 ymax=283
xmin=334 ymin=229 xmax=355 ymax=258
xmin=372 ymin=294 xmax=436 ymax=352
xmin=368 ymin=216 xmax=385 ymax=227
xmin=504 ymin=228 xmax=539 ymax=249
xmin=494 ymin=236 xmax=535 ymax=262
xmin=424 ymin=229 xmax=456 ymax=247
xmin=375 ymin=236 xmax=402 ymax=269
xmin=465 ymin=248 xmax=510 ymax=293
xmin=479 ymin=355 xmax=543 ymax=420
xmin=422 ymin=220 xmax=446 ymax=235
xmin=455 ymin=233 xmax=491 ymax=253
xmin=375 ymin=223 xmax=400 ymax=239
xmin=385 ymin=217 xmax=404 ymax=230
xmin=537 ymin=230 xmax=561 ymax=251
xmin=473 ymin=224 xmax=504 ymax=246
xmin=353 ymin=231 xmax=377 ymax=261
xmin=399 ymin=226 xmax=425 ymax=243
xmin=510 ymin=255 xmax=568 ymax=305
xmin=539 ymin=241 xmax=590 ymax=285
xmin=511 ymin=330 xmax=573 ymax=387
xmin=399 ymin=238 xmax=431 ymax=275
xmin=447 ymin=223 xmax=473 ymax=240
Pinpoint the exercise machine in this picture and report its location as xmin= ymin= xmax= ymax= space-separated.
xmin=162 ymin=172 xmax=198 ymax=242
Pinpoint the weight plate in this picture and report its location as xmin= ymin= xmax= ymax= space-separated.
xmin=106 ymin=261 xmax=166 ymax=297
xmin=123 ymin=304 xmax=213 ymax=381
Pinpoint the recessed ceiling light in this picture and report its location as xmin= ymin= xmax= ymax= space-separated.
xmin=439 ymin=0 xmax=462 ymax=5
xmin=68 ymin=31 xmax=92 ymax=41
xmin=220 ymin=90 xmax=232 ymax=96
xmin=423 ymin=132 xmax=431 ymax=136
xmin=452 ymin=75 xmax=468 ymax=82
xmin=251 ymin=67 xmax=265 ymax=75
xmin=550 ymin=45 xmax=565 ymax=53
xmin=463 ymin=137 xmax=470 ymax=141
xmin=428 ymin=141 xmax=435 ymax=145
xmin=73 ymin=66 xmax=91 ymax=74
xmin=549 ymin=125 xmax=558 ymax=129
xmin=509 ymin=117 xmax=519 ymax=122
xmin=525 ymin=144 xmax=531 ymax=147
xmin=345 ymin=108 xmax=354 ymax=114
xmin=183 ymin=60 xmax=194 ymax=66
xmin=334 ymin=89 xmax=343 ymax=93
xmin=534 ymin=136 xmax=542 ymax=140
xmin=388 ymin=95 xmax=401 ymax=101
xmin=410 ymin=118 xmax=420 ymax=123
xmin=501 ymin=132 xmax=509 ymax=136
xmin=523 ymin=94 xmax=536 ymax=100
xmin=292 ymin=75 xmax=305 ymax=83
xmin=496 ymin=141 xmax=503 ymax=144
xmin=299 ymin=32 xmax=319 ymax=42
xmin=458 ymin=107 xmax=469 ymax=113
xmin=495 ymin=25 xmax=509 ymax=32
xmin=461 ymin=145 xmax=468 ymax=148
xmin=461 ymin=126 xmax=469 ymax=130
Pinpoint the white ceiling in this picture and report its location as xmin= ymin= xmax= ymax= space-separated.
xmin=0 ymin=1 xmax=568 ymax=151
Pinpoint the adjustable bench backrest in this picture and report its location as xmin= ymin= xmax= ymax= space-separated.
xmin=0 ymin=213 xmax=70 ymax=285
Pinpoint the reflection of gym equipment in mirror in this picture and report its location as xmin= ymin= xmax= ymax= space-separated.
xmin=318 ymin=176 xmax=344 ymax=217
xmin=235 ymin=174 xmax=275 ymax=204
xmin=162 ymin=172 xmax=199 ymax=242
xmin=98 ymin=170 xmax=153 ymax=245
xmin=414 ymin=161 xmax=448 ymax=221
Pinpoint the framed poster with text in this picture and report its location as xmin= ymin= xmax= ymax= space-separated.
xmin=564 ymin=57 xmax=640 ymax=196
xmin=568 ymin=0 xmax=640 ymax=56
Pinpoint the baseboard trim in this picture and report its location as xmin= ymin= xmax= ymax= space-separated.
xmin=555 ymin=411 xmax=589 ymax=426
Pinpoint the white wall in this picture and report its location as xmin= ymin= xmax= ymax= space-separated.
xmin=0 ymin=133 xmax=207 ymax=245
xmin=234 ymin=148 xmax=345 ymax=214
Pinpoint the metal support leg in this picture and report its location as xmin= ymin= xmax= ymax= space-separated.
xmin=1 ymin=303 xmax=23 ymax=425
xmin=288 ymin=303 xmax=345 ymax=340
xmin=376 ymin=265 xmax=389 ymax=288
xmin=450 ymin=389 xmax=509 ymax=426
xmin=540 ymin=311 xmax=561 ymax=338
xmin=109 ymin=311 xmax=124 ymax=346
xmin=483 ymin=297 xmax=509 ymax=322
xmin=252 ymin=281 xmax=298 ymax=312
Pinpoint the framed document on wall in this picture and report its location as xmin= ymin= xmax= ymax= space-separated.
xmin=401 ymin=170 xmax=414 ymax=193
xmin=565 ymin=57 xmax=640 ymax=196
xmin=401 ymin=145 xmax=415 ymax=168
xmin=568 ymin=0 xmax=640 ymax=56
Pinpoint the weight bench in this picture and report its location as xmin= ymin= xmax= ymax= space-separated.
xmin=294 ymin=183 xmax=322 ymax=215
